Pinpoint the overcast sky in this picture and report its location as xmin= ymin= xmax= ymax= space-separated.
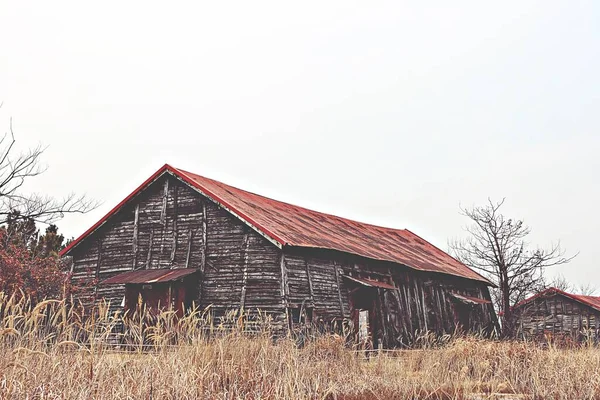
xmin=1 ymin=2 xmax=598 ymax=288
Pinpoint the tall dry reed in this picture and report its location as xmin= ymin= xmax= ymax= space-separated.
xmin=1 ymin=293 xmax=600 ymax=399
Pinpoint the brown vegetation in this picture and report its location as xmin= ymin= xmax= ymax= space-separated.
xmin=1 ymin=294 xmax=599 ymax=399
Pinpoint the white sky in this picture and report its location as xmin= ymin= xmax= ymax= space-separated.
xmin=1 ymin=2 xmax=598 ymax=288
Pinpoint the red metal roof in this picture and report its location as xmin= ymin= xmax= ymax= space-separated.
xmin=513 ymin=287 xmax=600 ymax=313
xmin=100 ymin=268 xmax=198 ymax=285
xmin=62 ymin=164 xmax=490 ymax=284
xmin=343 ymin=275 xmax=397 ymax=290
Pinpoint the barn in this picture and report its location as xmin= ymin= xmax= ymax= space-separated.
xmin=512 ymin=287 xmax=600 ymax=342
xmin=61 ymin=164 xmax=497 ymax=347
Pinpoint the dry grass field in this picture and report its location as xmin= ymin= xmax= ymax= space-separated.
xmin=1 ymin=294 xmax=600 ymax=399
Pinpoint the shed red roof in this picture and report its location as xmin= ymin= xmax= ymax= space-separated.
xmin=450 ymin=292 xmax=492 ymax=305
xmin=513 ymin=287 xmax=600 ymax=312
xmin=101 ymin=268 xmax=198 ymax=285
xmin=61 ymin=164 xmax=490 ymax=284
xmin=343 ymin=275 xmax=397 ymax=290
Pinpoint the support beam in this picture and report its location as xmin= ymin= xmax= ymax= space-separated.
xmin=185 ymin=228 xmax=193 ymax=268
xmin=132 ymin=204 xmax=139 ymax=268
xmin=280 ymin=252 xmax=289 ymax=327
xmin=94 ymin=240 xmax=102 ymax=297
xmin=145 ymin=230 xmax=154 ymax=269
xmin=304 ymin=259 xmax=315 ymax=303
xmin=239 ymin=232 xmax=251 ymax=311
xmin=160 ymin=179 xmax=169 ymax=227
xmin=170 ymin=185 xmax=178 ymax=265
xmin=421 ymin=284 xmax=428 ymax=332
xmin=200 ymin=201 xmax=207 ymax=273
xmin=160 ymin=179 xmax=169 ymax=254
xmin=333 ymin=262 xmax=345 ymax=318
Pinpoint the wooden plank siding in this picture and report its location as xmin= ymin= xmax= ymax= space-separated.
xmin=69 ymin=173 xmax=497 ymax=346
xmin=70 ymin=175 xmax=284 ymax=322
xmin=283 ymin=248 xmax=496 ymax=347
xmin=514 ymin=293 xmax=600 ymax=342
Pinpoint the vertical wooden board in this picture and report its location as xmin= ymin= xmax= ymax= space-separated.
xmin=243 ymin=234 xmax=283 ymax=312
xmin=170 ymin=185 xmax=179 ymax=265
xmin=172 ymin=186 xmax=203 ymax=268
xmin=333 ymin=262 xmax=345 ymax=318
xmin=202 ymin=201 xmax=246 ymax=306
xmin=305 ymin=257 xmax=347 ymax=319
xmin=282 ymin=254 xmax=311 ymax=305
xmin=132 ymin=204 xmax=139 ymax=267
xmin=239 ymin=232 xmax=250 ymax=310
xmin=185 ymin=228 xmax=193 ymax=268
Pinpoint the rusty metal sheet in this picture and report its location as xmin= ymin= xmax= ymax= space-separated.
xmin=62 ymin=164 xmax=490 ymax=285
xmin=101 ymin=268 xmax=198 ymax=285
xmin=176 ymin=167 xmax=490 ymax=284
xmin=450 ymin=292 xmax=491 ymax=305
xmin=343 ymin=275 xmax=396 ymax=290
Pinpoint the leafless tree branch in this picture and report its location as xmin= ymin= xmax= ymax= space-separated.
xmin=0 ymin=107 xmax=99 ymax=225
xmin=450 ymin=198 xmax=576 ymax=337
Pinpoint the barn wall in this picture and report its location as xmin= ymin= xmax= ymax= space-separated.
xmin=70 ymin=174 xmax=284 ymax=321
xmin=284 ymin=253 xmax=350 ymax=321
xmin=284 ymin=248 xmax=496 ymax=347
xmin=202 ymin=201 xmax=284 ymax=323
xmin=514 ymin=294 xmax=600 ymax=341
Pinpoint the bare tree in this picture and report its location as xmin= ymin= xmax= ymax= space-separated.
xmin=0 ymin=108 xmax=97 ymax=227
xmin=578 ymin=283 xmax=598 ymax=296
xmin=450 ymin=198 xmax=576 ymax=337
xmin=548 ymin=274 xmax=573 ymax=292
xmin=547 ymin=275 xmax=597 ymax=296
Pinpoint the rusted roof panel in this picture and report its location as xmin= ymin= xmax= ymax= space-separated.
xmin=175 ymin=167 xmax=490 ymax=284
xmin=61 ymin=164 xmax=490 ymax=285
xmin=101 ymin=268 xmax=198 ymax=285
xmin=513 ymin=287 xmax=600 ymax=313
xmin=343 ymin=275 xmax=396 ymax=290
xmin=450 ymin=292 xmax=491 ymax=305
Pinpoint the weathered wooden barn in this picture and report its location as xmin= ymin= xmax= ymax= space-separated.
xmin=61 ymin=164 xmax=497 ymax=347
xmin=513 ymin=287 xmax=600 ymax=342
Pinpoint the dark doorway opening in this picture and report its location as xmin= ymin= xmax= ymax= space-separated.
xmin=124 ymin=279 xmax=196 ymax=318
xmin=100 ymin=268 xmax=199 ymax=318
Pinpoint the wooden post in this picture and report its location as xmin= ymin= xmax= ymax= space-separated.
xmin=94 ymin=240 xmax=102 ymax=298
xmin=304 ymin=259 xmax=315 ymax=303
xmin=421 ymin=286 xmax=428 ymax=332
xmin=197 ymin=200 xmax=208 ymax=308
xmin=333 ymin=262 xmax=345 ymax=317
xmin=145 ymin=230 xmax=154 ymax=269
xmin=201 ymin=201 xmax=207 ymax=273
xmin=413 ymin=280 xmax=423 ymax=331
xmin=239 ymin=233 xmax=251 ymax=311
xmin=132 ymin=204 xmax=139 ymax=268
xmin=160 ymin=179 xmax=169 ymax=254
xmin=160 ymin=179 xmax=169 ymax=227
xmin=185 ymin=229 xmax=193 ymax=268
xmin=280 ymin=253 xmax=289 ymax=328
xmin=402 ymin=284 xmax=413 ymax=334
xmin=170 ymin=185 xmax=178 ymax=265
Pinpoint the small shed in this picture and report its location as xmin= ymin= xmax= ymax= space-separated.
xmin=513 ymin=287 xmax=600 ymax=342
